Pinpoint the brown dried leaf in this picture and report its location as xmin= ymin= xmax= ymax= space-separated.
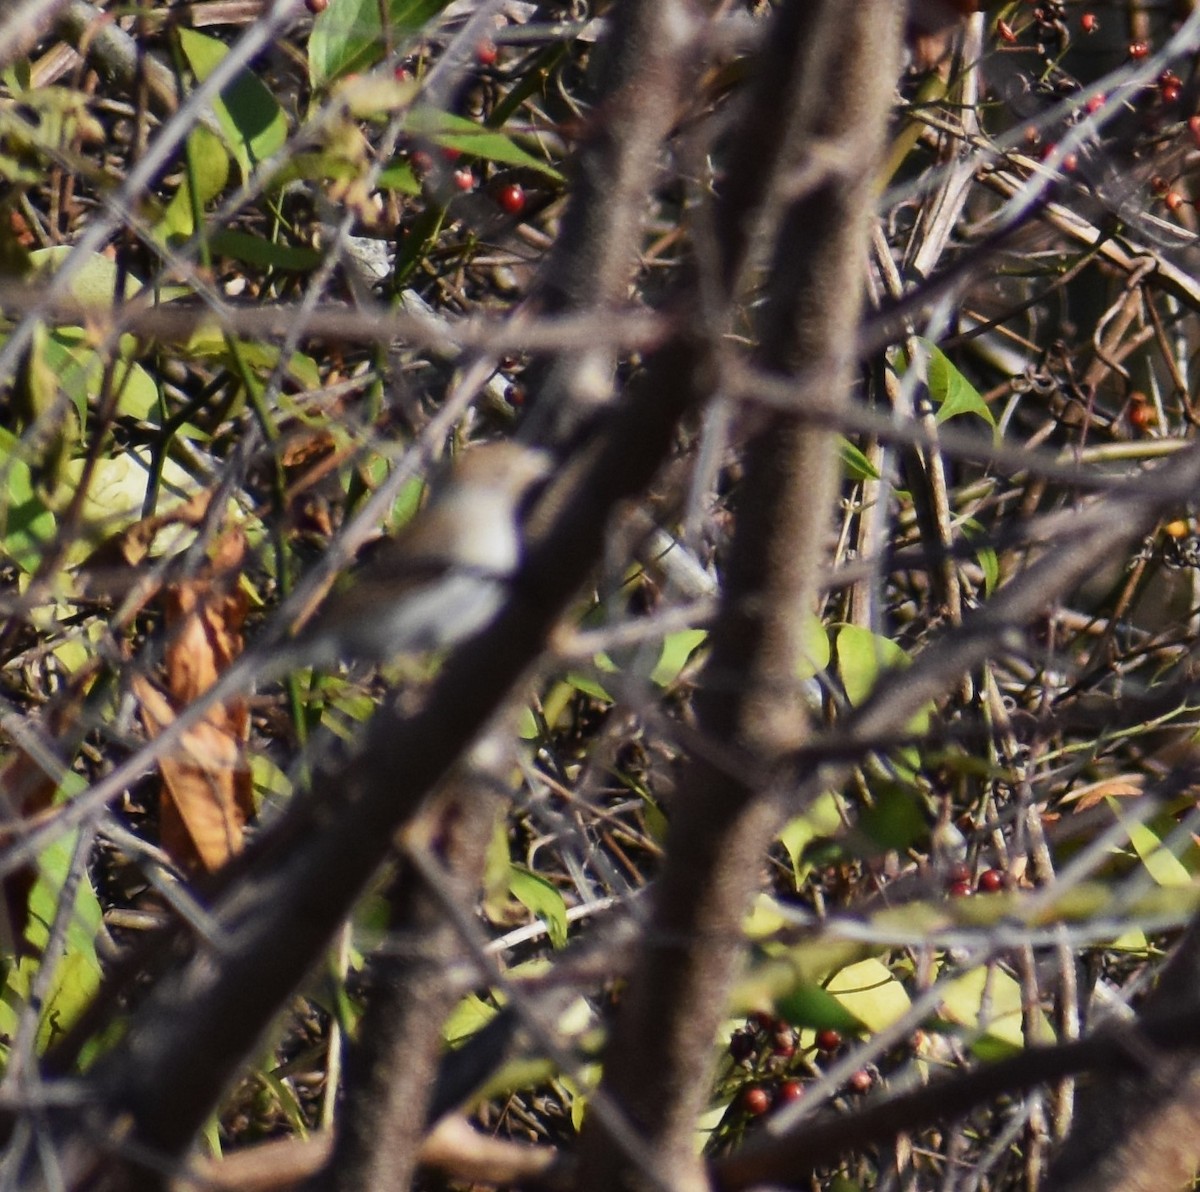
xmin=135 ymin=675 xmax=251 ymax=873
xmin=1062 ymin=774 xmax=1146 ymax=812
xmin=138 ymin=527 xmax=252 ymax=874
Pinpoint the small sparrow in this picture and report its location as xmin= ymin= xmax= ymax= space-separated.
xmin=290 ymin=441 xmax=551 ymax=669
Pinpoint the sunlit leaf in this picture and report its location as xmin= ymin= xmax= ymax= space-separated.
xmin=938 ymin=962 xmax=1054 ymax=1056
xmin=797 ymin=612 xmax=830 ymax=680
xmin=157 ymin=126 xmax=230 ymax=242
xmin=823 ymin=957 xmax=911 ymax=1033
xmin=0 ymin=427 xmax=56 ymax=572
xmin=404 ymin=108 xmax=563 ymax=181
xmin=920 ymin=339 xmax=996 ymax=428
xmin=651 ymin=628 xmax=707 ymax=687
xmin=509 ymin=866 xmax=569 ymax=949
xmin=1121 ymin=804 xmax=1193 ymax=887
xmin=568 ymin=671 xmax=614 ymax=702
xmin=309 ymin=0 xmax=453 ymax=88
xmin=838 ymin=437 xmax=881 ymax=481
xmin=778 ymin=791 xmax=844 ymax=888
xmin=178 ymin=28 xmax=288 ymax=180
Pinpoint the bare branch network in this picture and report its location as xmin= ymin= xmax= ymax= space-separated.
xmin=4 ymin=2 xmax=1200 ymax=1191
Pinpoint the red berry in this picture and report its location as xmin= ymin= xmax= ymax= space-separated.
xmin=848 ymin=1069 xmax=873 ymax=1094
xmin=740 ymin=1086 xmax=771 ymax=1117
xmin=946 ymin=861 xmax=971 ymax=886
xmin=1081 ymin=12 xmax=1097 ymax=33
xmin=1129 ymin=40 xmax=1150 ymax=59
xmin=496 ymin=182 xmax=526 ymax=215
xmin=1129 ymin=399 xmax=1157 ymax=432
xmin=393 ymin=65 xmax=411 ymax=82
xmin=475 ymin=39 xmax=498 ymax=66
xmin=440 ymin=146 xmax=462 ymax=162
xmin=948 ymin=879 xmax=973 ymax=898
xmin=815 ymin=1028 xmax=842 ymax=1053
xmin=1085 ymin=93 xmax=1105 ymax=114
xmin=1164 ymin=190 xmax=1186 ymax=212
xmin=775 ymin=1079 xmax=804 ymax=1105
xmin=977 ymin=868 xmax=1004 ymax=893
xmin=1038 ymin=143 xmax=1074 ymax=171
xmin=305 ymin=0 xmax=327 ymax=13
xmin=749 ymin=1010 xmax=775 ymax=1033
xmin=411 ymin=149 xmax=433 ymax=173
xmin=453 ymin=167 xmax=475 ymax=192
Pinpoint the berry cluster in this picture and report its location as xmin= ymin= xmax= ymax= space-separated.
xmin=945 ymin=861 xmax=1006 ymax=897
xmin=728 ymin=1010 xmax=798 ymax=1065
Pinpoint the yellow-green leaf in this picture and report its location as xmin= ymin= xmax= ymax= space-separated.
xmin=509 ymin=866 xmax=569 ymax=949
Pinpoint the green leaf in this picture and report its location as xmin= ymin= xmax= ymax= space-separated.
xmin=377 ymin=158 xmax=422 ymax=195
xmin=41 ymin=328 xmax=159 ymax=423
xmin=178 ymin=28 xmax=288 ymax=180
xmin=775 ymin=983 xmax=865 ymax=1033
xmin=29 ymin=247 xmax=140 ymax=307
xmin=0 ymin=794 xmax=103 ymax=1056
xmin=938 ymin=963 xmax=1053 ymax=1055
xmin=0 ymin=427 xmax=56 ymax=572
xmin=388 ymin=474 xmax=427 ymax=531
xmin=181 ymin=331 xmax=321 ymax=392
xmin=834 ymin=625 xmax=933 ymax=764
xmin=835 ymin=624 xmax=909 ymax=707
xmin=1119 ymin=802 xmax=1193 ymax=887
xmin=824 ymin=957 xmax=912 ymax=1034
xmin=838 ymin=437 xmax=881 ymax=481
xmin=963 ymin=517 xmax=999 ymax=597
xmin=472 ymin=1055 xmax=559 ymax=1105
xmin=269 ymin=150 xmax=374 ymax=191
xmin=443 ymin=992 xmax=498 ymax=1046
xmin=921 ymin=339 xmax=996 ymax=428
xmin=404 ymin=108 xmax=563 ymax=181
xmin=830 ymin=1177 xmax=864 ymax=1192
xmin=857 ymin=784 xmax=927 ymax=852
xmin=567 ymin=671 xmax=613 ymax=703
xmin=508 ymin=866 xmax=569 ymax=949
xmin=797 ymin=612 xmax=830 ymax=681
xmin=650 ymin=629 xmax=706 ymax=687
xmin=259 ymin=1070 xmax=310 ymax=1136
xmin=561 ymin=1072 xmax=590 ymax=1133
xmin=63 ymin=448 xmax=202 ymax=561
xmin=208 ymin=229 xmax=322 ymax=272
xmin=778 ymin=791 xmax=844 ymax=888
xmin=309 ymin=0 xmax=453 ymax=89
xmin=156 ymin=126 xmax=230 ymax=242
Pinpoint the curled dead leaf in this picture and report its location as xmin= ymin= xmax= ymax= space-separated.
xmin=137 ymin=527 xmax=252 ymax=874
